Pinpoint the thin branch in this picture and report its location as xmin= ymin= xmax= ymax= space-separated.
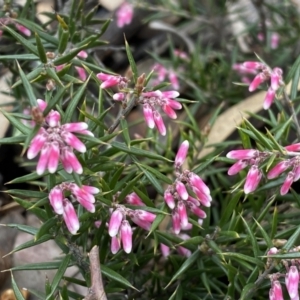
xmin=83 ymin=246 xmax=107 ymax=300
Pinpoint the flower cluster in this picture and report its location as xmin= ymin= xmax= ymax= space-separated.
xmin=164 ymin=140 xmax=211 ymax=234
xmin=242 ymin=61 xmax=283 ymax=109
xmin=232 ymin=62 xmax=257 ymax=84
xmin=27 ymin=99 xmax=93 ymax=175
xmin=267 ymin=246 xmax=300 ymax=300
xmin=108 ymin=193 xmax=156 ymax=253
xmin=115 ymin=1 xmax=134 ymax=28
xmin=139 ymin=90 xmax=181 ymax=136
xmin=227 ymin=145 xmax=300 ymax=195
xmin=49 ymin=183 xmax=99 ymax=234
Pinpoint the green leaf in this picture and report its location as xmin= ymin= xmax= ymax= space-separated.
xmin=240 ymin=283 xmax=256 ymax=300
xmin=111 ymin=141 xmax=172 ymax=162
xmin=17 ymin=62 xmax=38 ymax=107
xmin=221 ymin=252 xmax=264 ymax=267
xmin=46 ymin=254 xmax=71 ymax=300
xmin=238 ymin=120 xmax=252 ymax=149
xmin=35 ymin=32 xmax=47 ymax=63
xmin=4 ymin=25 xmax=38 ymax=56
xmin=53 ymin=46 xmax=90 ymax=66
xmin=11 ymin=272 xmax=26 ymax=300
xmin=0 ymin=109 xmax=31 ymax=135
xmin=11 ymin=66 xmax=44 ymax=89
xmin=63 ymin=75 xmax=90 ymax=123
xmin=0 ymin=54 xmax=39 ymax=60
xmin=165 ymin=249 xmax=200 ymax=288
xmin=35 ymin=218 xmax=58 ymax=241
xmin=0 ymin=224 xmax=38 ymax=235
xmin=0 ymin=135 xmax=27 ymax=144
xmin=286 ymin=53 xmax=300 ymax=84
xmin=9 ymin=261 xmax=73 ymax=271
xmin=101 ymin=264 xmax=138 ymax=291
xmin=283 ymin=225 xmax=300 ymax=251
xmin=241 ymin=216 xmax=259 ymax=258
xmin=58 ymin=30 xmax=70 ymax=54
xmin=124 ymin=38 xmax=138 ymax=83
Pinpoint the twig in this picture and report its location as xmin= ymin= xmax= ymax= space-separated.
xmin=83 ymin=246 xmax=107 ymax=300
xmin=107 ymin=96 xmax=137 ymax=134
xmin=282 ymin=90 xmax=300 ymax=141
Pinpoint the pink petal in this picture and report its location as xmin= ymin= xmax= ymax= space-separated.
xmin=108 ymin=209 xmax=123 ymax=237
xmin=143 ymin=103 xmax=155 ymax=129
xmin=125 ymin=192 xmax=145 ymax=206
xmin=267 ymin=160 xmax=290 ymax=179
xmin=153 ymin=110 xmax=166 ymax=136
xmin=162 ymin=104 xmax=177 ymax=119
xmin=169 ymin=71 xmax=180 ymax=90
xmin=166 ymin=99 xmax=182 ymax=110
xmin=61 ymin=131 xmax=86 ymax=153
xmin=172 ymin=209 xmax=181 ymax=234
xmin=15 ymin=24 xmax=31 ymax=36
xmin=175 ymin=140 xmax=189 ymax=168
xmin=75 ymin=66 xmax=87 ymax=81
xmin=188 ymin=201 xmax=207 ymax=219
xmin=269 ymin=281 xmax=284 ymax=300
xmin=178 ymin=201 xmax=188 ymax=227
xmin=27 ymin=129 xmax=48 ymax=159
xmin=96 ymin=73 xmax=113 ymax=81
xmin=285 ymin=143 xmax=300 ymax=152
xmin=49 ymin=186 xmax=64 ymax=214
xmin=113 ymin=92 xmax=125 ymax=101
xmin=63 ymin=199 xmax=80 ymax=235
xmin=226 ymin=149 xmax=258 ymax=160
xmin=120 ymin=220 xmax=133 ymax=253
xmin=188 ymin=172 xmax=210 ymax=195
xmin=61 ymin=147 xmax=83 ymax=174
xmin=271 ymin=33 xmax=280 ymax=49
xmin=130 ymin=215 xmax=151 ymax=231
xmin=270 ymin=67 xmax=283 ymax=90
xmin=244 ymin=165 xmax=262 ymax=194
xmin=111 ymin=236 xmax=121 ymax=254
xmin=77 ymin=50 xmax=88 ymax=59
xmin=280 ymin=172 xmax=294 ymax=195
xmin=36 ymin=144 xmax=50 ymax=175
xmin=134 ymin=210 xmax=156 ymax=223
xmin=228 ymin=160 xmax=249 ymax=175
xmin=263 ymin=88 xmax=276 ymax=110
xmin=37 ymin=99 xmax=47 ymax=111
xmin=47 ymin=110 xmax=61 ymax=127
xmin=192 ymin=186 xmax=211 ymax=207
xmin=286 ymin=266 xmax=299 ymax=299
xmin=62 ymin=122 xmax=88 ymax=133
xmin=243 ymin=61 xmax=263 ymax=70
xmin=100 ymin=77 xmax=119 ymax=89
xmin=249 ymin=73 xmax=267 ymax=92
xmin=160 ymin=243 xmax=170 ymax=257
xmin=161 ymin=91 xmax=180 ymax=99
xmin=47 ymin=141 xmax=60 ymax=173
xmin=81 ymin=185 xmax=100 ymax=195
xmin=116 ymin=2 xmax=134 ymax=28
xmin=176 ymin=181 xmax=188 ymax=200
xmin=164 ymin=189 xmax=175 ymax=209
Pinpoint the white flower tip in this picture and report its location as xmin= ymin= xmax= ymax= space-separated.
xmin=108 ymin=229 xmax=118 ymax=237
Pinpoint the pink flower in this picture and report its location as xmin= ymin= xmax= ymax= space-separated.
xmin=175 ymin=140 xmax=189 ymax=168
xmin=164 ymin=189 xmax=176 ymax=209
xmin=116 ymin=1 xmax=134 ymax=28
xmin=228 ymin=160 xmax=249 ymax=175
xmin=97 ymin=73 xmax=128 ymax=89
xmin=62 ymin=199 xmax=80 ymax=235
xmin=269 ymin=281 xmax=284 ymax=300
xmin=113 ymin=92 xmax=126 ymax=101
xmin=15 ymin=24 xmax=31 ymax=36
xmin=111 ymin=236 xmax=121 ymax=254
xmin=280 ymin=171 xmax=294 ymax=195
xmin=268 ymin=161 xmax=291 ymax=179
xmin=243 ymin=61 xmax=263 ymax=70
xmin=120 ymin=220 xmax=133 ymax=253
xmin=176 ymin=181 xmax=189 ymax=200
xmin=270 ymin=68 xmax=283 ymax=91
xmin=108 ymin=209 xmax=124 ymax=237
xmin=125 ymin=192 xmax=145 ymax=206
xmin=143 ymin=103 xmax=155 ymax=129
xmin=271 ymin=32 xmax=280 ymax=49
xmin=285 ymin=266 xmax=299 ymax=300
xmin=263 ymin=88 xmax=276 ymax=110
xmin=153 ymin=110 xmax=166 ymax=136
xmin=226 ymin=149 xmax=258 ymax=160
xmin=27 ymin=100 xmax=93 ymax=175
xmin=244 ymin=165 xmax=262 ymax=194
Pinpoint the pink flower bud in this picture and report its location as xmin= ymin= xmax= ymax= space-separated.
xmin=271 ymin=68 xmax=283 ymax=91
xmin=116 ymin=2 xmax=134 ymax=28
xmin=125 ymin=192 xmax=145 ymax=206
xmin=285 ymin=143 xmax=300 ymax=152
xmin=130 ymin=215 xmax=152 ymax=231
xmin=175 ymin=140 xmax=189 ymax=167
xmin=188 ymin=202 xmax=207 ymax=219
xmin=48 ymin=141 xmax=60 ymax=174
xmin=111 ymin=236 xmax=121 ymax=254
xmin=188 ymin=172 xmax=210 ymax=196
xmin=37 ymin=99 xmax=47 ymax=111
xmin=263 ymin=88 xmax=276 ymax=110
xmin=244 ymin=165 xmax=262 ymax=194
xmin=249 ymin=72 xmax=267 ymax=92
xmin=166 ymin=99 xmax=182 ymax=110
xmin=228 ymin=160 xmax=249 ymax=175
xmin=271 ymin=33 xmax=280 ymax=49
xmin=49 ymin=186 xmax=64 ymax=215
xmin=108 ymin=209 xmax=123 ymax=237
xmin=162 ymin=104 xmax=177 ymax=119
xmin=178 ymin=201 xmax=188 ymax=227
xmin=286 ymin=266 xmax=299 ymax=299
xmin=226 ymin=149 xmax=258 ymax=160
xmin=243 ymin=61 xmax=263 ymax=70
xmin=47 ymin=110 xmax=61 ymax=127
xmin=75 ymin=66 xmax=87 ymax=81
xmin=160 ymin=243 xmax=170 ymax=257
xmin=176 ymin=181 xmax=189 ymax=200
xmin=268 ymin=161 xmax=290 ymax=179
xmin=294 ymin=165 xmax=300 ymax=182
xmin=134 ymin=210 xmax=156 ymax=223
xmin=62 ymin=199 xmax=80 ymax=235
xmin=269 ymin=281 xmax=284 ymax=300
xmin=143 ymin=103 xmax=155 ymax=129
xmin=77 ymin=50 xmax=88 ymax=59
xmin=27 ymin=129 xmax=48 ymax=159
xmin=164 ymin=190 xmax=175 ymax=209
xmin=280 ymin=171 xmax=294 ymax=195
xmin=192 ymin=186 xmax=212 ymax=207
xmin=113 ymin=92 xmax=125 ymax=101
xmin=120 ymin=220 xmax=132 ymax=253
xmin=153 ymin=110 xmax=166 ymax=136
xmin=172 ymin=209 xmax=181 ymax=234
xmin=15 ymin=24 xmax=31 ymax=36
xmin=61 ymin=131 xmax=86 ymax=153
xmin=267 ymin=247 xmax=278 ymax=255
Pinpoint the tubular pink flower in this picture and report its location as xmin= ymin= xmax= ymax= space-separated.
xmin=271 ymin=68 xmax=283 ymax=90
xmin=164 ymin=190 xmax=175 ymax=209
xmin=188 ymin=172 xmax=210 ymax=195
xmin=108 ymin=209 xmax=124 ymax=237
xmin=176 ymin=181 xmax=188 ymax=200
xmin=37 ymin=99 xmax=47 ymax=111
xmin=269 ymin=281 xmax=284 ymax=300
xmin=27 ymin=129 xmax=48 ymax=159
xmin=36 ymin=144 xmax=50 ymax=175
xmin=169 ymin=71 xmax=179 ymax=90
xmin=188 ymin=202 xmax=207 ymax=219
xmin=62 ymin=122 xmax=88 ymax=132
xmin=166 ymin=99 xmax=182 ymax=110
xmin=267 ymin=247 xmax=278 ymax=255
xmin=285 ymin=143 xmax=300 ymax=152
xmin=81 ymin=185 xmax=100 ymax=195
xmin=75 ymin=197 xmax=95 ymax=213
xmin=97 ymin=73 xmax=121 ymax=89
xmin=125 ymin=192 xmax=145 ymax=206
xmin=172 ymin=209 xmax=181 ymax=234
xmin=162 ymin=104 xmax=177 ymax=119
xmin=77 ymin=50 xmax=88 ymax=59
xmin=244 ymin=165 xmax=262 ymax=194
xmin=161 ymin=91 xmax=180 ymax=99
xmin=15 ymin=24 xmax=31 ymax=36
xmin=178 ymin=201 xmax=188 ymax=227
xmin=120 ymin=220 xmax=133 ymax=253
xmin=113 ymin=92 xmax=125 ymax=101
xmin=187 ymin=195 xmax=200 ymax=206
xmin=249 ymin=72 xmax=267 ymax=92
xmin=47 ymin=141 xmax=60 ymax=173
xmin=286 ymin=266 xmax=299 ymax=300
xmin=47 ymin=110 xmax=61 ymax=127
xmin=228 ymin=160 xmax=249 ymax=175
xmin=111 ymin=236 xmax=121 ymax=254
xmin=134 ymin=210 xmax=156 ymax=223
xmin=226 ymin=149 xmax=258 ymax=160
xmin=160 ymin=244 xmax=170 ymax=257
xmin=143 ymin=103 xmax=155 ymax=129
xmin=177 ymin=246 xmax=191 ymax=257
xmin=62 ymin=199 xmax=80 ymax=235
xmin=243 ymin=61 xmax=263 ymax=70
xmin=61 ymin=131 xmax=86 ymax=153
xmin=175 ymin=140 xmax=189 ymax=168
xmin=130 ymin=215 xmax=152 ymax=231
xmin=192 ymin=186 xmax=211 ymax=207
xmin=75 ymin=66 xmax=87 ymax=81
xmin=153 ymin=110 xmax=166 ymax=136
xmin=61 ymin=147 xmax=83 ymax=174
xmin=280 ymin=172 xmax=294 ymax=195
xmin=268 ymin=160 xmax=291 ymax=179
xmin=263 ymin=88 xmax=276 ymax=110
xmin=49 ymin=186 xmax=64 ymax=214
xmin=293 ymin=165 xmax=300 ymax=182
xmin=116 ymin=2 xmax=134 ymax=28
